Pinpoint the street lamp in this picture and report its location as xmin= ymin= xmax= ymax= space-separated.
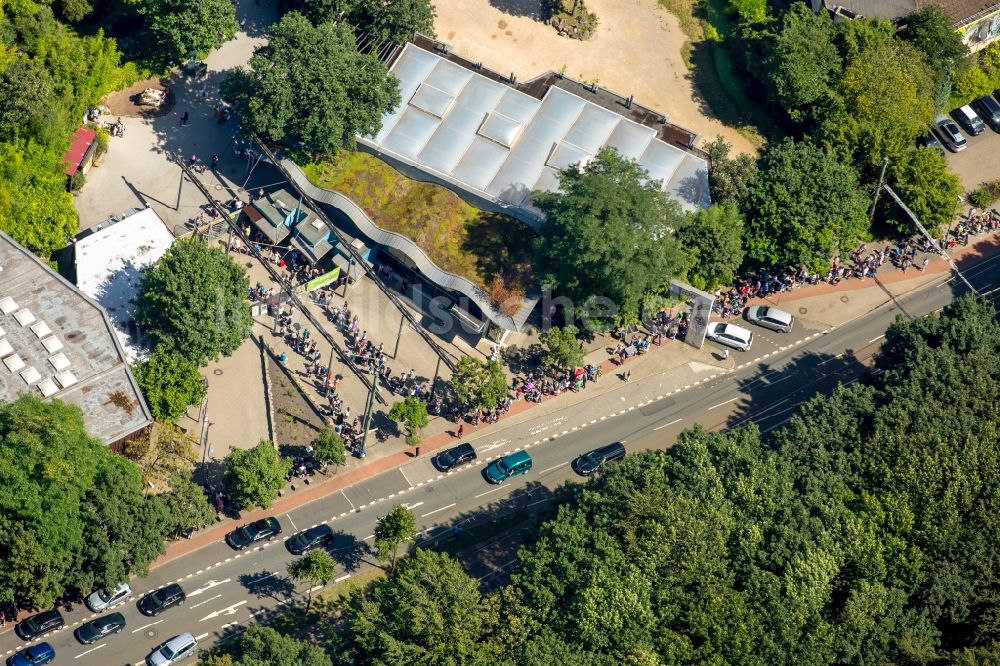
xmin=359 ymin=366 xmax=379 ymax=458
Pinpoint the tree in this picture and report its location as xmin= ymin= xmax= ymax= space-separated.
xmin=539 ymin=325 xmax=585 ymax=370
xmin=123 ymin=422 xmax=199 ymax=491
xmin=349 ymin=0 xmax=436 ymax=43
xmin=677 ymin=203 xmax=745 ymax=290
xmin=135 ymin=239 xmax=252 ymax=365
xmin=705 ymin=136 xmax=758 ymax=205
xmin=0 ymin=60 xmax=55 ymax=143
xmin=950 ymin=66 xmax=992 ymax=106
xmin=224 ymin=441 xmax=292 ymax=510
xmin=373 ymin=504 xmax=417 ymax=571
xmin=133 ymin=350 xmax=207 ymax=421
xmin=535 ymin=148 xmax=691 ymax=327
xmin=221 ymin=13 xmax=401 ymax=155
xmin=287 ymin=549 xmax=337 ymax=612
xmin=144 ymin=0 xmax=239 ymax=65
xmin=204 ymin=625 xmax=332 ymax=666
xmin=902 ymin=6 xmax=968 ymax=98
xmin=743 ymin=139 xmax=870 ymax=270
xmin=765 ymin=3 xmax=841 ymax=124
xmin=311 ymin=427 xmax=347 ymax=470
xmin=345 ymin=549 xmax=504 ymax=665
xmin=157 ymin=471 xmax=216 ymax=539
xmin=0 ymin=396 xmax=168 ymax=610
xmin=886 ymin=147 xmax=962 ymax=234
xmin=387 ymin=396 xmax=430 ymax=446
xmin=451 ymin=356 xmax=508 ymax=411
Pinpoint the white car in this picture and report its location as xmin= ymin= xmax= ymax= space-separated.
xmin=147 ymin=632 xmax=198 ymax=665
xmin=706 ymin=323 xmax=754 ymax=351
xmin=85 ymin=582 xmax=132 ymax=612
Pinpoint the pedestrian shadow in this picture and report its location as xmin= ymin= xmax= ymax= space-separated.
xmin=238 ymin=570 xmax=296 ymax=601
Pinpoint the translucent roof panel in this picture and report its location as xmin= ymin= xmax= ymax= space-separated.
xmin=4 ymin=354 xmax=24 ymax=372
xmin=364 ymin=43 xmax=710 ymax=215
xmin=408 ymin=83 xmax=455 ymax=119
xmin=41 ymin=336 xmax=63 ymax=353
xmin=37 ymin=377 xmax=58 ymax=397
xmin=13 ymin=309 xmax=35 ymax=326
xmin=31 ymin=321 xmax=51 ymax=338
xmin=49 ymin=352 xmax=70 ymax=371
xmin=478 ymin=113 xmax=523 ymax=148
xmin=0 ymin=296 xmax=16 ymax=315
xmin=20 ymin=366 xmax=40 ymax=384
xmin=56 ymin=370 xmax=78 ymax=388
xmin=0 ymin=339 xmax=11 ymax=357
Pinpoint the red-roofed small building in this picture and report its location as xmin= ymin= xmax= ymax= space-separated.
xmin=63 ymin=127 xmax=97 ymax=180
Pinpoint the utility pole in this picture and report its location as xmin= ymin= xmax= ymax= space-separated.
xmin=359 ymin=367 xmax=379 ymax=458
xmin=882 ymin=184 xmax=979 ymax=295
xmin=868 ymin=156 xmax=889 ymax=224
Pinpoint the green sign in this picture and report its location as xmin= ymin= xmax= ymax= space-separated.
xmin=305 ymin=267 xmax=340 ymax=292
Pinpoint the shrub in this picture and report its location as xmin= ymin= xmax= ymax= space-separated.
xmin=70 ymin=170 xmax=86 ymax=191
xmin=968 ymin=186 xmax=995 ymax=209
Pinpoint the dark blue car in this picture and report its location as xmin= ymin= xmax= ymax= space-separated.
xmin=9 ymin=642 xmax=55 ymax=666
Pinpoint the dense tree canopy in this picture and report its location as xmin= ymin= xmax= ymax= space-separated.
xmin=677 ymin=203 xmax=745 ymax=290
xmin=135 ymin=240 xmax=252 ymax=365
xmin=285 ymin=0 xmax=435 ymax=41
xmin=200 ymin=625 xmax=332 ymax=666
xmin=743 ymin=139 xmax=869 ymax=270
xmin=387 ymin=396 xmax=429 ymax=445
xmin=224 ymin=441 xmax=291 ymax=510
xmin=886 ymin=146 xmax=962 ymax=233
xmin=133 ymin=350 xmax=207 ymax=421
xmin=451 ymin=356 xmax=509 ymax=411
xmin=143 ymin=0 xmax=239 ymax=66
xmin=221 ymin=13 xmax=401 ymax=154
xmin=539 ymin=325 xmax=585 ymax=370
xmin=0 ymin=396 xmax=168 ymax=610
xmin=535 ymin=149 xmax=691 ymax=326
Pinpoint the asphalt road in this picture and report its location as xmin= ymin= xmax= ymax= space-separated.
xmin=4 ymin=254 xmax=999 ymax=666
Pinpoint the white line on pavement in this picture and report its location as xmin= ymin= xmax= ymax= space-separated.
xmin=708 ymin=397 xmax=739 ymax=410
xmin=74 ymin=644 xmax=105 ymax=659
xmin=405 ymin=501 xmax=424 ymax=510
xmin=247 ymin=571 xmax=278 ymax=584
xmin=653 ymin=418 xmax=682 ymax=431
xmin=190 ymin=593 xmax=223 ymax=609
xmin=335 ymin=574 xmax=351 ymax=582
xmin=421 ymin=503 xmax=456 ymax=518
xmin=341 ymin=491 xmax=355 ymax=510
xmin=195 ymin=632 xmax=210 ymax=640
xmin=474 ymin=486 xmax=504 ymax=498
xmin=539 ymin=461 xmax=569 ymax=475
xmin=868 ymin=334 xmax=885 ymax=344
xmin=285 ymin=513 xmax=298 ymax=532
xmin=131 ymin=620 xmax=162 ymax=634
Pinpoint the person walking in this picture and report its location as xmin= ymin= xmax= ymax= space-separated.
xmin=180 ymin=111 xmax=189 ymax=125
xmin=456 ymin=424 xmax=464 ymax=438
xmin=624 ymin=370 xmax=631 ymax=382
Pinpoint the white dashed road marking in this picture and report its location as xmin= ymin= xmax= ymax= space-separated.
xmin=653 ymin=418 xmax=682 ymax=431
xmin=421 ymin=503 xmax=455 ymax=518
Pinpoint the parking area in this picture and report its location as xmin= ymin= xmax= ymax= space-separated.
xmin=944 ymin=118 xmax=1000 ymax=192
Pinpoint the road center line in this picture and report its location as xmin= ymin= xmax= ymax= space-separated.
xmin=421 ymin=502 xmax=456 ymax=518
xmin=868 ymin=334 xmax=885 ymax=344
xmin=405 ymin=501 xmax=424 ymax=510
xmin=131 ymin=619 xmax=162 ymax=634
xmin=708 ymin=396 xmax=740 ymax=410
xmin=474 ymin=486 xmax=504 ymax=498
xmin=539 ymin=461 xmax=569 ymax=475
xmin=653 ymin=418 xmax=682 ymax=431
xmin=195 ymin=632 xmax=210 ymax=640
xmin=74 ymin=643 xmax=105 ymax=659
xmin=190 ymin=593 xmax=223 ymax=609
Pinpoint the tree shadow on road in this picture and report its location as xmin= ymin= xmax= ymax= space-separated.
xmin=327 ymin=531 xmax=371 ymax=573
xmin=238 ymin=569 xmax=296 ymax=601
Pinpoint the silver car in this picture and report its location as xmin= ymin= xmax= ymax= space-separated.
xmin=85 ymin=582 xmax=132 ymax=612
xmin=745 ymin=305 xmax=794 ymax=333
xmin=147 ymin=632 xmax=197 ymax=665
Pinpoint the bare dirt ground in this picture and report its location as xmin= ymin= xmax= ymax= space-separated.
xmin=102 ymin=76 xmax=177 ymax=118
xmin=432 ymin=0 xmax=755 ymax=155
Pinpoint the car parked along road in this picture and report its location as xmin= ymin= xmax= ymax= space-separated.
xmin=225 ymin=517 xmax=282 ymax=550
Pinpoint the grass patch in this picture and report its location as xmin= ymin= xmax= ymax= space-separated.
xmin=301 ymin=152 xmax=538 ymax=312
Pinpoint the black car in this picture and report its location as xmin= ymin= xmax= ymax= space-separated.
xmin=432 ymin=443 xmax=477 ymax=472
xmin=137 ymin=583 xmax=186 ymax=616
xmin=15 ymin=609 xmax=64 ymax=641
xmin=75 ymin=612 xmax=126 ymax=645
xmin=572 ymin=442 xmax=627 ymax=476
xmin=286 ymin=524 xmax=335 ymax=555
xmin=225 ymin=517 xmax=282 ymax=550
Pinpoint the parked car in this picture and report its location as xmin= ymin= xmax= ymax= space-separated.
xmin=137 ymin=583 xmax=186 ymax=616
xmin=225 ymin=517 xmax=282 ymax=550
xmin=286 ymin=524 xmax=334 ymax=556
xmin=953 ymin=105 xmax=986 ymax=135
xmin=15 ymin=610 xmax=63 ymax=641
xmin=744 ymin=305 xmax=794 ymax=333
xmin=936 ymin=114 xmax=967 ymax=151
xmin=572 ymin=442 xmax=626 ymax=476
xmin=432 ymin=443 xmax=477 ymax=472
xmin=973 ymin=95 xmax=1000 ymax=132
xmin=916 ymin=132 xmax=945 ymax=155
xmin=86 ymin=582 xmax=132 ymax=612
xmin=705 ymin=323 xmax=754 ymax=352
xmin=75 ymin=612 xmax=126 ymax=645
xmin=146 ymin=632 xmax=198 ymax=666
xmin=8 ymin=642 xmax=54 ymax=666
xmin=484 ymin=450 xmax=533 ymax=484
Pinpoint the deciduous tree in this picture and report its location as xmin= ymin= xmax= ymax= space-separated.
xmin=451 ymin=356 xmax=508 ymax=411
xmin=539 ymin=325 xmax=585 ymax=370
xmin=224 ymin=441 xmax=291 ymax=510
xmin=157 ymin=471 xmax=216 ymax=539
xmin=373 ymin=504 xmax=416 ymax=571
xmin=135 ymin=239 xmax=252 ymax=365
xmin=886 ymin=147 xmax=962 ymax=234
xmin=287 ymin=549 xmax=336 ymax=612
xmin=143 ymin=0 xmax=239 ymax=65
xmin=133 ymin=350 xmax=206 ymax=421
xmin=387 ymin=396 xmax=430 ymax=445
xmin=677 ymin=203 xmax=745 ymax=290
xmin=205 ymin=625 xmax=332 ymax=666
xmin=311 ymin=427 xmax=347 ymax=470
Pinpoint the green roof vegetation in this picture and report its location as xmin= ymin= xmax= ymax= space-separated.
xmin=301 ymin=151 xmax=537 ymax=313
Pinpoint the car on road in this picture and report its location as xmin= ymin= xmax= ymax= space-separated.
xmin=484 ymin=450 xmax=533 ymax=484
xmin=744 ymin=305 xmax=794 ymax=333
xmin=432 ymin=443 xmax=477 ymax=472
xmin=705 ymin=322 xmax=754 ymax=352
xmin=286 ymin=524 xmax=335 ymax=555
xmin=953 ymin=104 xmax=986 ymax=135
xmin=137 ymin=583 xmax=186 ymax=616
xmin=936 ymin=114 xmax=967 ymax=151
xmin=8 ymin=642 xmax=54 ymax=666
xmin=85 ymin=581 xmax=132 ymax=612
xmin=572 ymin=442 xmax=626 ymax=476
xmin=75 ymin=612 xmax=126 ymax=645
xmin=14 ymin=610 xmax=63 ymax=641
xmin=146 ymin=632 xmax=198 ymax=665
xmin=225 ymin=517 xmax=282 ymax=550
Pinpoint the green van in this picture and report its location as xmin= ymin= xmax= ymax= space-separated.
xmin=484 ymin=450 xmax=533 ymax=484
